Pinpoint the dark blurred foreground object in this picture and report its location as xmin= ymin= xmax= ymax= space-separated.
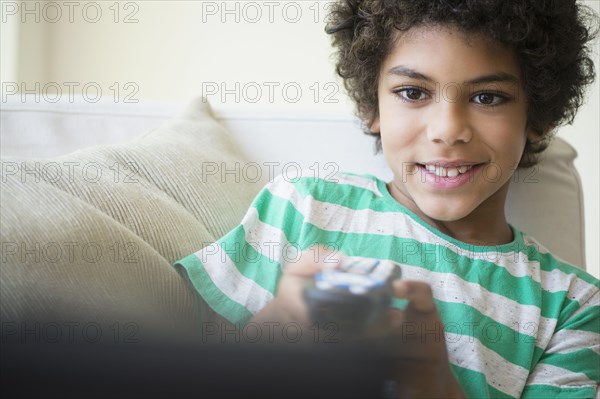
xmin=1 ymin=336 xmax=393 ymax=399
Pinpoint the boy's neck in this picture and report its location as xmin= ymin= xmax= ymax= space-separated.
xmin=389 ymin=182 xmax=514 ymax=246
xmin=428 ymin=209 xmax=514 ymax=247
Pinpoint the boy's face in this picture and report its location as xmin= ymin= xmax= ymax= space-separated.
xmin=372 ymin=25 xmax=536 ymax=229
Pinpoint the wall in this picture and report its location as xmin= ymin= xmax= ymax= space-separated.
xmin=2 ymin=0 xmax=599 ymax=277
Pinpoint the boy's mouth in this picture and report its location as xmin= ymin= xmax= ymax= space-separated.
xmin=415 ymin=162 xmax=485 ymax=184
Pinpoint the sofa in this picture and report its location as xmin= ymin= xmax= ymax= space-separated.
xmin=0 ymin=95 xmax=588 ymax=324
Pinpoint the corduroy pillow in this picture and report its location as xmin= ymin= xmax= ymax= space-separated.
xmin=0 ymin=98 xmax=262 ymax=333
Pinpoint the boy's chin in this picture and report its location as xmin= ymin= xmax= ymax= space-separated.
xmin=416 ymin=201 xmax=477 ymax=224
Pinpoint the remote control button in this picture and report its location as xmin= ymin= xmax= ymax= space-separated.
xmin=316 ymin=280 xmax=333 ymax=290
xmin=349 ymin=285 xmax=368 ymax=295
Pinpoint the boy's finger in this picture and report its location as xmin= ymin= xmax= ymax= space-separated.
xmin=392 ymin=280 xmax=436 ymax=313
xmin=275 ymin=246 xmax=342 ymax=324
xmin=284 ymin=245 xmax=342 ymax=278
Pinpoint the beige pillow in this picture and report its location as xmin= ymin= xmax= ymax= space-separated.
xmin=0 ymin=98 xmax=261 ymax=332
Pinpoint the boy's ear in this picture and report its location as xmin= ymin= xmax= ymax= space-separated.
xmin=526 ymin=126 xmax=552 ymax=143
xmin=370 ymin=116 xmax=380 ymax=133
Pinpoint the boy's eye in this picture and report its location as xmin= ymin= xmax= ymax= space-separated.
xmin=396 ymin=88 xmax=428 ymax=102
xmin=472 ymin=92 xmax=506 ymax=106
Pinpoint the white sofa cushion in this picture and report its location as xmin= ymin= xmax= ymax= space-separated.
xmin=0 ymin=98 xmax=261 ymax=325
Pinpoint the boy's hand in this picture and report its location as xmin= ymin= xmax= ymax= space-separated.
xmin=249 ymin=245 xmax=340 ymax=327
xmin=250 ymin=247 xmax=465 ymax=398
xmin=368 ymin=280 xmax=466 ymax=398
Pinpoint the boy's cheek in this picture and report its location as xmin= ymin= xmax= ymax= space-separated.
xmin=401 ymin=163 xmax=419 ymax=181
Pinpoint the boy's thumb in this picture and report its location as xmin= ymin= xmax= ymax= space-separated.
xmin=284 ymin=245 xmax=342 ymax=277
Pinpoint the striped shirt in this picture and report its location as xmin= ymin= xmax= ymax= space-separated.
xmin=175 ymin=172 xmax=600 ymax=399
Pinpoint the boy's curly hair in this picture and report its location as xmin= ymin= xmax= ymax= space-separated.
xmin=326 ymin=0 xmax=598 ymax=168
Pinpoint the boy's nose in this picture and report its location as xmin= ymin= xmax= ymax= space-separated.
xmin=426 ymin=102 xmax=473 ymax=146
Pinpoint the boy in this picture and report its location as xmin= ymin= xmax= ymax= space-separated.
xmin=175 ymin=0 xmax=599 ymax=397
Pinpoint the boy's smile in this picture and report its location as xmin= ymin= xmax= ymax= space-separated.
xmin=372 ymin=26 xmax=537 ymax=245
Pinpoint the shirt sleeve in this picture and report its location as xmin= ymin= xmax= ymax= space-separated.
xmin=521 ymin=288 xmax=600 ymax=399
xmin=173 ymin=174 xmax=308 ymax=325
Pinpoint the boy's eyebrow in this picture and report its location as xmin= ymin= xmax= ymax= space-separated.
xmin=387 ymin=66 xmax=434 ymax=82
xmin=465 ymin=73 xmax=520 ymax=85
xmin=387 ymin=66 xmax=520 ymax=85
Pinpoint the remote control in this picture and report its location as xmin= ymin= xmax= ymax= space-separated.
xmin=303 ymin=257 xmax=402 ymax=332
